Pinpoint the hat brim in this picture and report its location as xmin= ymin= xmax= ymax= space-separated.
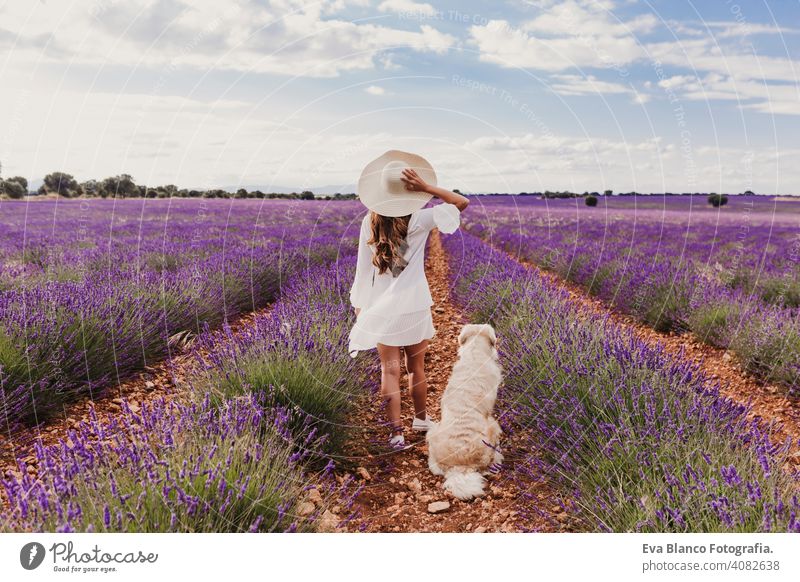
xmin=357 ymin=150 xmax=436 ymax=217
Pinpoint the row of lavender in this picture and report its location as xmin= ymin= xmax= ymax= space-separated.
xmin=2 ymin=254 xmax=373 ymax=532
xmin=0 ymin=199 xmax=364 ymax=426
xmin=443 ymin=231 xmax=799 ymax=532
xmin=464 ymin=196 xmax=800 ymax=392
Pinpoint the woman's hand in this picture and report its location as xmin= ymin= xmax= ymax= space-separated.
xmin=401 ymin=167 xmax=470 ymax=211
xmin=401 ymin=168 xmax=429 ymax=192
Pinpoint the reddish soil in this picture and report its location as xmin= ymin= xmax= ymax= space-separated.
xmin=344 ymin=232 xmax=569 ymax=532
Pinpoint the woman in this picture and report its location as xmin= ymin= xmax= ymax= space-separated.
xmin=348 ymin=150 xmax=469 ymax=447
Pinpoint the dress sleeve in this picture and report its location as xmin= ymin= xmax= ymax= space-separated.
xmin=413 ymin=203 xmax=461 ymax=234
xmin=349 ymin=215 xmax=373 ymax=308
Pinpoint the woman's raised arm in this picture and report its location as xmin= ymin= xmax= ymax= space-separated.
xmin=401 ymin=168 xmax=470 ymax=212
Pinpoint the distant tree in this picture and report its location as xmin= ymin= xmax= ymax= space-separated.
xmin=603 ymin=189 xmax=613 ymax=196
xmin=300 ymin=190 xmax=315 ymax=200
xmin=585 ymin=194 xmax=598 ymax=207
xmin=39 ymin=172 xmax=80 ymax=197
xmin=80 ymin=179 xmax=103 ymax=197
xmin=154 ymin=184 xmax=178 ymax=198
xmin=708 ymin=193 xmax=729 ymax=208
xmin=1 ymin=179 xmax=26 ymax=199
xmin=235 ymin=188 xmax=248 ymax=199
xmin=7 ymin=176 xmax=27 ymax=191
xmin=743 ymin=190 xmax=755 ymax=195
xmin=103 ymin=174 xmax=138 ymax=198
xmin=453 ymin=189 xmax=461 ymax=194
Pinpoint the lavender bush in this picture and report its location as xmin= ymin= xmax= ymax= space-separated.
xmin=443 ymin=231 xmax=800 ymax=532
xmin=1 ymin=394 xmax=356 ymax=532
xmin=194 ymin=258 xmax=376 ymax=457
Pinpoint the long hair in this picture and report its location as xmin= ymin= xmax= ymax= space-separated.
xmin=368 ymin=211 xmax=411 ymax=276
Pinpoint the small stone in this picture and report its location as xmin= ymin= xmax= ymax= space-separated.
xmin=722 ymin=352 xmax=732 ymax=362
xmin=389 ymin=477 xmax=396 ymax=484
xmin=406 ymin=478 xmax=422 ymax=493
xmin=112 ymin=397 xmax=124 ymax=405
xmin=307 ymin=488 xmax=323 ymax=505
xmin=417 ymin=494 xmax=433 ymax=503
xmin=427 ymin=501 xmax=450 ymax=514
xmin=296 ymin=502 xmax=315 ymax=517
xmin=557 ymin=512 xmax=569 ymax=522
xmin=357 ymin=467 xmax=371 ymax=481
xmin=473 ymin=526 xmax=487 ymax=533
xmin=145 ymin=381 xmax=156 ymax=389
xmin=317 ymin=510 xmax=339 ymax=533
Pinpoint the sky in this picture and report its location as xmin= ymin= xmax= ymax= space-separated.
xmin=1 ymin=0 xmax=799 ymax=194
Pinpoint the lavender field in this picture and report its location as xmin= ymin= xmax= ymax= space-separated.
xmin=2 ymin=196 xmax=799 ymax=533
xmin=464 ymin=195 xmax=800 ymax=392
xmin=0 ymin=198 xmax=363 ymax=426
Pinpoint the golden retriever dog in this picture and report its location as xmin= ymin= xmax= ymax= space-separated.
xmin=426 ymin=323 xmax=503 ymax=500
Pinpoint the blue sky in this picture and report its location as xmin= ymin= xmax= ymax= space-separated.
xmin=1 ymin=0 xmax=799 ymax=193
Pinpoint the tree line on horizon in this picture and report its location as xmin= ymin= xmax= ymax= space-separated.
xmin=0 ymin=169 xmax=357 ymax=201
xmin=0 ymin=165 xmax=767 ymax=201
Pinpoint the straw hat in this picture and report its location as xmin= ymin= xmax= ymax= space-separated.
xmin=356 ymin=150 xmax=437 ymax=217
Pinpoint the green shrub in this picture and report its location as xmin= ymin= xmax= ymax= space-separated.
xmin=688 ymin=303 xmax=739 ymax=347
xmin=759 ymin=277 xmax=800 ymax=308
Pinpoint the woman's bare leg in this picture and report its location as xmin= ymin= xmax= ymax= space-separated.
xmin=377 ymin=343 xmax=403 ymax=435
xmin=404 ymin=339 xmax=429 ymax=420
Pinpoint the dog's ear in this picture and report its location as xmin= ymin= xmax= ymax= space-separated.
xmin=458 ymin=324 xmax=480 ymax=346
xmin=481 ymin=325 xmax=497 ymax=347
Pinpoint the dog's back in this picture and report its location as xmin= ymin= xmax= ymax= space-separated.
xmin=427 ymin=324 xmax=503 ymax=500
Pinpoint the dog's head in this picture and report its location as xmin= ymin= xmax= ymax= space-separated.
xmin=458 ymin=323 xmax=497 ymax=355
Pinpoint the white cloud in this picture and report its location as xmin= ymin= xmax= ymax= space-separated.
xmin=549 ymin=74 xmax=649 ymax=103
xmin=457 ymin=133 xmax=800 ymax=193
xmin=469 ymin=1 xmax=649 ymax=72
xmin=0 ymin=0 xmax=456 ymax=78
xmin=377 ymin=0 xmax=438 ymax=17
xmin=365 ymin=85 xmax=386 ymax=95
xmin=469 ymin=2 xmax=800 ymax=115
xmin=469 ymin=18 xmax=644 ymax=71
xmin=656 ymin=73 xmax=800 ymax=115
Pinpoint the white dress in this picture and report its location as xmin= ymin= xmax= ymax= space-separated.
xmin=348 ymin=203 xmax=461 ymax=357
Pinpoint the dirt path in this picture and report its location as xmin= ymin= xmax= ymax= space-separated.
xmin=347 ymin=232 xmax=567 ymax=532
xmin=0 ymin=308 xmax=270 ymax=481
xmin=493 ymin=246 xmax=800 ymax=467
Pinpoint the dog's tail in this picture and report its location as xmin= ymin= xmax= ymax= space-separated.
xmin=443 ymin=467 xmax=486 ymax=500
